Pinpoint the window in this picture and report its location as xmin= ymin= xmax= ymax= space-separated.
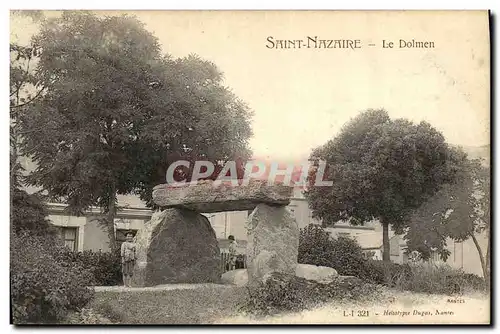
xmin=59 ymin=227 xmax=78 ymax=251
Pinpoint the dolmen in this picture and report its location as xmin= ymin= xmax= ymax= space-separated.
xmin=131 ymin=179 xmax=299 ymax=287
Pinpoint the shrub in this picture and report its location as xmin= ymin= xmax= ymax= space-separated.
xmin=62 ymin=307 xmax=115 ymax=324
xmin=11 ymin=232 xmax=95 ymax=324
xmin=298 ymin=224 xmax=366 ymax=276
xmin=329 ymin=235 xmax=366 ymax=276
xmin=241 ymin=274 xmax=312 ymax=314
xmin=240 ymin=272 xmax=381 ymax=316
xmin=359 ymin=260 xmax=486 ymax=294
xmin=298 ymin=224 xmax=333 ymax=267
xmin=55 ymin=249 xmax=122 ymax=286
xmin=357 ymin=259 xmax=385 ymax=284
xmin=83 ymin=249 xmax=122 ymax=286
xmin=297 ymin=225 xmax=486 ymax=296
xmin=396 ymin=262 xmax=486 ymax=295
xmin=359 ymin=260 xmax=413 ymax=287
xmin=460 ymin=273 xmax=488 ymax=291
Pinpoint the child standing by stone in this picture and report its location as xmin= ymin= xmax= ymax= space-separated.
xmin=121 ymin=231 xmax=137 ymax=287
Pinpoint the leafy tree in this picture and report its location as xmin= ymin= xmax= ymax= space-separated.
xmin=20 ymin=12 xmax=252 ymax=249
xmin=405 ymin=158 xmax=490 ymax=281
xmin=125 ymin=55 xmax=252 ymax=206
xmin=444 ymin=161 xmax=490 ymax=283
xmin=10 ymin=14 xmax=52 ymax=237
xmin=403 ymin=187 xmax=453 ymax=262
xmin=10 ymin=41 xmax=45 ymax=187
xmin=10 ymin=186 xmax=56 ymax=236
xmin=11 ymin=10 xmax=45 ymax=22
xmin=402 ymin=160 xmax=470 ymax=263
xmin=305 ymin=109 xmax=466 ymax=262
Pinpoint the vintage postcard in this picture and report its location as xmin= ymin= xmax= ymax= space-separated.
xmin=10 ymin=10 xmax=490 ymax=325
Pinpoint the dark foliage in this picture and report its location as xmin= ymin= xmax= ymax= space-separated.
xmin=298 ymin=224 xmax=366 ymax=276
xmin=305 ymin=109 xmax=467 ymax=261
xmin=394 ymin=263 xmax=487 ymax=295
xmin=11 ymin=232 xmax=95 ymax=324
xmin=10 ymin=187 xmax=56 ymax=236
xmin=240 ymin=272 xmax=379 ymax=316
xmin=359 ymin=260 xmax=413 ymax=286
xmin=19 ymin=12 xmax=253 ymax=248
xmin=55 ymin=248 xmax=123 ymax=286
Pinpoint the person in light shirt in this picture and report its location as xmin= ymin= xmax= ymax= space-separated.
xmin=121 ymin=231 xmax=137 ymax=287
xmin=227 ymin=235 xmax=238 ymax=271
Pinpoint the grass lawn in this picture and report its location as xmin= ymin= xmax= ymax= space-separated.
xmin=88 ymin=284 xmax=248 ymax=324
xmin=217 ymin=289 xmax=490 ymax=324
xmin=76 ymin=282 xmax=489 ymax=325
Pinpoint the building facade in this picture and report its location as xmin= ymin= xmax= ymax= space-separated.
xmin=27 ymin=145 xmax=490 ymax=276
xmin=47 ymin=202 xmax=152 ymax=253
xmin=45 ymin=188 xmax=489 ymax=278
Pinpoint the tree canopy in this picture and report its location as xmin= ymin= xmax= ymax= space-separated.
xmin=404 ymin=158 xmax=490 ymax=279
xmin=19 ymin=12 xmax=253 ymax=247
xmin=11 ymin=187 xmax=55 ymax=236
xmin=305 ymin=109 xmax=466 ymax=261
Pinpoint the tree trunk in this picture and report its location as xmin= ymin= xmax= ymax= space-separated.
xmin=485 ymin=233 xmax=490 ymax=289
xmin=10 ymin=127 xmax=18 ymax=186
xmin=10 ymin=92 xmax=20 ymax=187
xmin=107 ymin=184 xmax=117 ymax=251
xmin=470 ymin=232 xmax=487 ymax=280
xmin=382 ymin=220 xmax=390 ymax=262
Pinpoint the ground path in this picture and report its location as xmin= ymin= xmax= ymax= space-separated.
xmin=82 ymin=284 xmax=489 ymax=324
xmin=216 ymin=290 xmax=489 ymax=324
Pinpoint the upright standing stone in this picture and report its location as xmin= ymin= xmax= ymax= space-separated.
xmin=131 ymin=208 xmax=221 ymax=287
xmin=246 ymin=203 xmax=299 ymax=286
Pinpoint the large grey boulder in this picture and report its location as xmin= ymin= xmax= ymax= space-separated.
xmin=221 ymin=269 xmax=249 ymax=287
xmin=220 ymin=264 xmax=338 ymax=286
xmin=295 ymin=264 xmax=338 ymax=283
xmin=246 ymin=204 xmax=299 ymax=286
xmin=152 ymin=179 xmax=292 ymax=213
xmin=131 ymin=209 xmax=221 ymax=287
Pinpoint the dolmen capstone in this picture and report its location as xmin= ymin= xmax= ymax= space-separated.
xmin=131 ymin=179 xmax=299 ymax=287
xmin=152 ymin=179 xmax=292 ymax=213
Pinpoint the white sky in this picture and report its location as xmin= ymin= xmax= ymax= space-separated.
xmin=10 ymin=11 xmax=490 ymax=161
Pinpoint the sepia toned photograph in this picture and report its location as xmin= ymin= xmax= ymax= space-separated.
xmin=9 ymin=10 xmax=490 ymax=325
